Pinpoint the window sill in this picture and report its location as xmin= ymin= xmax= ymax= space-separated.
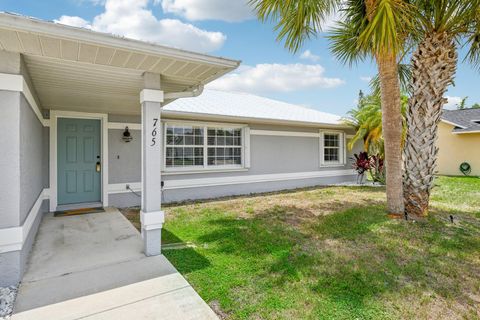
xmin=162 ymin=168 xmax=249 ymax=176
xmin=320 ymin=163 xmax=346 ymax=168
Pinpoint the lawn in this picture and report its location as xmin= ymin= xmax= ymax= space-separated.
xmin=123 ymin=176 xmax=480 ymax=319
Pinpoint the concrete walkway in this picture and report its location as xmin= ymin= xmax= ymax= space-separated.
xmin=12 ymin=208 xmax=218 ymax=320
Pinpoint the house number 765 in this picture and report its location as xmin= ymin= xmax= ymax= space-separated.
xmin=150 ymin=118 xmax=158 ymax=147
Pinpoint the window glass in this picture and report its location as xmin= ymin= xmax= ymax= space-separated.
xmin=207 ymin=127 xmax=242 ymax=166
xmin=165 ymin=125 xmax=204 ymax=168
xmin=165 ymin=124 xmax=243 ymax=169
xmin=323 ymin=133 xmax=340 ymax=162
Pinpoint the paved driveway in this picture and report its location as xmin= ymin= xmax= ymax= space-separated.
xmin=12 ymin=208 xmax=218 ymax=320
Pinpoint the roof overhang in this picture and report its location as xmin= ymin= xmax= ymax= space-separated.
xmin=0 ymin=12 xmax=240 ymax=115
xmin=440 ymin=119 xmax=466 ymax=129
xmin=162 ymin=109 xmax=352 ymax=129
xmin=452 ymin=130 xmax=480 ymax=134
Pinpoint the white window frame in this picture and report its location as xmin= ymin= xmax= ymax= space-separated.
xmin=162 ymin=120 xmax=250 ymax=173
xmin=319 ymin=130 xmax=346 ymax=167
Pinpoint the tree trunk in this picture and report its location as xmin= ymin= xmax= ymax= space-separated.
xmin=365 ymin=0 xmax=405 ymax=215
xmin=403 ymin=32 xmax=457 ymax=217
xmin=377 ymin=53 xmax=405 ymax=214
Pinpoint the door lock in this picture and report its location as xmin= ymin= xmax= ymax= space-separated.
xmin=96 ymin=161 xmax=101 ymax=172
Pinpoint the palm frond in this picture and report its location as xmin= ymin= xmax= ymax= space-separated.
xmin=327 ymin=0 xmax=370 ymax=66
xmin=464 ymin=6 xmax=480 ymax=70
xmin=358 ymin=0 xmax=415 ymax=55
xmin=343 ymin=91 xmax=407 ymax=154
xmin=249 ymin=0 xmax=339 ymax=53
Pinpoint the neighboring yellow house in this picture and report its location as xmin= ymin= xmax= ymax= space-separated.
xmin=437 ymin=108 xmax=480 ymax=176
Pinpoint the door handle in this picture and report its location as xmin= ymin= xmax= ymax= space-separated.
xmin=96 ymin=161 xmax=101 ymax=172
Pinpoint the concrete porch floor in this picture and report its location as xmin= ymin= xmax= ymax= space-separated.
xmin=12 ymin=208 xmax=218 ymax=320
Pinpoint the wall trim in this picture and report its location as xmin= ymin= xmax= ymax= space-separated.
xmin=163 ymin=168 xmax=249 ymax=176
xmin=250 ymin=130 xmax=354 ymax=139
xmin=250 ymin=129 xmax=319 ymax=138
xmin=0 ymin=73 xmax=48 ymax=126
xmin=0 ymin=189 xmax=49 ymax=254
xmin=108 ymin=169 xmax=356 ymax=194
xmin=49 ymin=111 xmax=109 ymax=211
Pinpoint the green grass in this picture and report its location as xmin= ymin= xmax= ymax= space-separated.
xmin=124 ymin=176 xmax=480 ymax=319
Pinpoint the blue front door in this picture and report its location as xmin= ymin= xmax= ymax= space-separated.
xmin=57 ymin=118 xmax=101 ymax=205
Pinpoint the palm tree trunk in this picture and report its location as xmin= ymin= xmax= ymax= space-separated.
xmin=377 ymin=53 xmax=405 ymax=214
xmin=403 ymin=32 xmax=457 ymax=217
xmin=364 ymin=0 xmax=405 ymax=215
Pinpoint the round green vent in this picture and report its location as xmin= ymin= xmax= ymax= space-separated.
xmin=460 ymin=162 xmax=472 ymax=176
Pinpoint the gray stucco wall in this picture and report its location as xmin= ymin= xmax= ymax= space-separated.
xmin=0 ymin=91 xmax=21 ymax=228
xmin=107 ymin=117 xmax=362 ymax=207
xmin=108 ymin=174 xmax=357 ymax=207
xmin=0 ymin=51 xmax=48 ymax=286
xmin=109 ymin=129 xmax=141 ymax=184
xmin=0 ymin=92 xmax=47 ymax=286
xmin=20 ymin=95 xmax=44 ymax=224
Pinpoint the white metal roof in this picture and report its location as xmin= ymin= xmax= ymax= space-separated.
xmin=163 ymin=89 xmax=343 ymax=127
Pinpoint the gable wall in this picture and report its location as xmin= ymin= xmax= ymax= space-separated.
xmin=437 ymin=122 xmax=480 ymax=176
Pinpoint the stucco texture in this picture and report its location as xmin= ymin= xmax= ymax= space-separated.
xmin=437 ymin=122 xmax=480 ymax=176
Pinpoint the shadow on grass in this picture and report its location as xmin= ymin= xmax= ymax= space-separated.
xmin=163 ymin=247 xmax=212 ymax=274
xmin=162 ymin=228 xmax=184 ymax=244
xmin=171 ymin=202 xmax=480 ymax=318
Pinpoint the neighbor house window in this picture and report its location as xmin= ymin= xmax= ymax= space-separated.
xmin=320 ymin=131 xmax=345 ymax=166
xmin=165 ymin=122 xmax=246 ymax=171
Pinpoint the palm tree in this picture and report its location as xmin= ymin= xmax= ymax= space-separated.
xmin=250 ymin=0 xmax=413 ymax=215
xmin=403 ymin=0 xmax=480 ymax=217
xmin=344 ymin=92 xmax=384 ymax=155
xmin=457 ymin=97 xmax=468 ymax=110
xmin=344 ymin=92 xmax=408 ymax=156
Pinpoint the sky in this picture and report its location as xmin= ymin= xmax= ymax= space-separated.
xmin=2 ymin=0 xmax=480 ymax=116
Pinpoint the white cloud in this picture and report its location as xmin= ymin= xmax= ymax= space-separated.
xmin=444 ymin=96 xmax=463 ymax=109
xmin=55 ymin=16 xmax=91 ymax=28
xmin=360 ymin=76 xmax=372 ymax=82
xmin=208 ymin=63 xmax=345 ymax=94
xmin=321 ymin=11 xmax=342 ymax=31
xmin=300 ymin=50 xmax=320 ymax=62
xmin=55 ymin=0 xmax=226 ymax=53
xmin=161 ymin=0 xmax=254 ymax=22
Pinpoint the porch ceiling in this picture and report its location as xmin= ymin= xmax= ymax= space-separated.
xmin=0 ymin=12 xmax=240 ymax=115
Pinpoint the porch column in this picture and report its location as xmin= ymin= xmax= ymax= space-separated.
xmin=140 ymin=73 xmax=164 ymax=256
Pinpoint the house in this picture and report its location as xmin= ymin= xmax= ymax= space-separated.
xmin=0 ymin=13 xmax=358 ymax=286
xmin=438 ymin=109 xmax=480 ymax=176
xmin=110 ymin=89 xmax=360 ymax=207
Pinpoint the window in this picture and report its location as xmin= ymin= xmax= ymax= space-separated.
xmin=207 ymin=128 xmax=242 ymax=166
xmin=165 ymin=125 xmax=204 ymax=168
xmin=165 ymin=122 xmax=246 ymax=171
xmin=320 ymin=131 xmax=345 ymax=166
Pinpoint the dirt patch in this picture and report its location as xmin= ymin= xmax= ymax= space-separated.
xmin=209 ymin=300 xmax=230 ymax=319
xmin=119 ymin=207 xmax=140 ymax=231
